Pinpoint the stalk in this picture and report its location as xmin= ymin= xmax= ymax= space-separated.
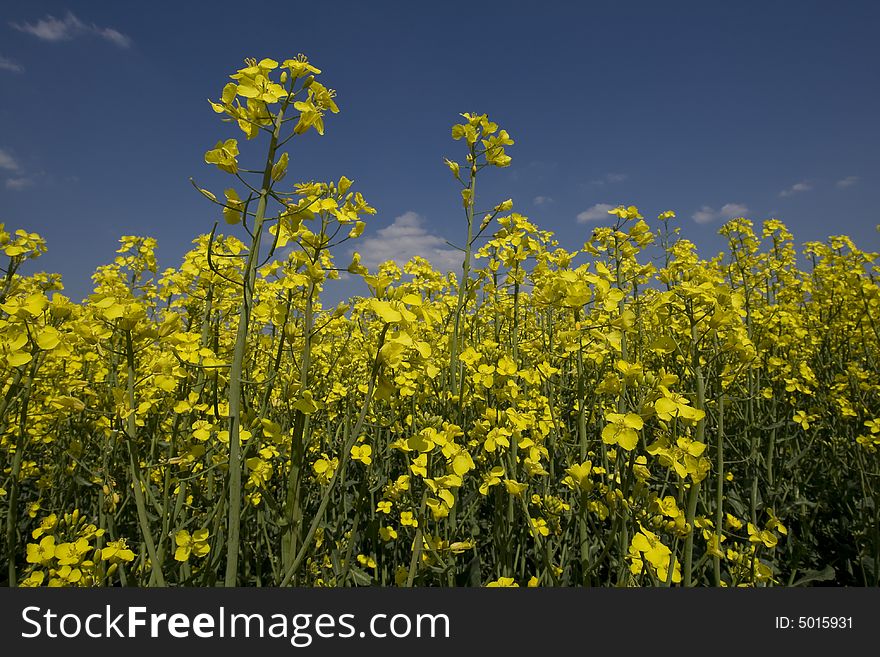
xmin=574 ymin=310 xmax=591 ymax=583
xmin=713 ymin=393 xmax=725 ymax=585
xmin=124 ymin=329 xmax=166 ymax=586
xmin=4 ymin=360 xmax=36 ymax=586
xmin=613 ymin=234 xmax=630 ymax=584
xmin=224 ymin=101 xmax=286 ymax=587
xmin=283 ymin=218 xmax=324 ymax=572
xmin=279 ymin=324 xmax=388 ymax=586
xmin=683 ymin=318 xmax=706 ymax=587
xmin=448 ymin=149 xmax=476 ymax=397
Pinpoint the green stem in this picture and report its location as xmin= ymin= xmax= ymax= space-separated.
xmin=5 ymin=361 xmax=35 ymax=587
xmin=124 ymin=330 xmax=165 ymax=586
xmin=714 ymin=393 xmax=725 ymax=586
xmin=448 ymin=150 xmax=477 ymax=397
xmin=224 ymin=102 xmax=287 ymax=587
xmin=683 ymin=318 xmax=706 ymax=587
xmin=278 ymin=324 xmax=388 ymax=586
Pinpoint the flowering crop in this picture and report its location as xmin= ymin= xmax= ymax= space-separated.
xmin=1 ymin=56 xmax=879 ymax=588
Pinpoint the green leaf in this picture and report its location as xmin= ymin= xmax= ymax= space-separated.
xmin=791 ymin=566 xmax=835 ymax=587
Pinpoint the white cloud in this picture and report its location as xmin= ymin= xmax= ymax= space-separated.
xmin=354 ymin=211 xmax=461 ymax=273
xmin=533 ymin=195 xmax=553 ymax=206
xmin=779 ymin=181 xmax=812 ymax=197
xmin=98 ymin=28 xmax=131 ymax=48
xmin=576 ymin=203 xmax=614 ymax=223
xmin=720 ymin=203 xmax=748 ymax=218
xmin=11 ymin=11 xmax=131 ymax=48
xmin=5 ymin=177 xmax=33 ymax=190
xmin=1 ymin=149 xmax=37 ymax=189
xmin=0 ymin=55 xmax=23 ymax=73
xmin=836 ymin=176 xmax=860 ymax=189
xmin=692 ymin=206 xmax=716 ymax=224
xmin=0 ymin=149 xmax=20 ymax=171
xmin=590 ymin=173 xmax=628 ymax=186
xmin=692 ymin=203 xmax=748 ymax=224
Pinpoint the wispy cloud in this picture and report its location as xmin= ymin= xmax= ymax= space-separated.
xmin=836 ymin=176 xmax=860 ymax=189
xmin=5 ymin=177 xmax=34 ymax=191
xmin=0 ymin=149 xmax=38 ymax=191
xmin=692 ymin=203 xmax=748 ymax=224
xmin=354 ymin=211 xmax=461 ymax=273
xmin=11 ymin=11 xmax=132 ymax=48
xmin=533 ymin=195 xmax=553 ymax=206
xmin=691 ymin=207 xmax=716 ymax=224
xmin=779 ymin=181 xmax=812 ymax=197
xmin=590 ymin=173 xmax=628 ymax=186
xmin=577 ymin=203 xmax=614 ymax=223
xmin=0 ymin=149 xmax=20 ymax=172
xmin=0 ymin=55 xmax=23 ymax=73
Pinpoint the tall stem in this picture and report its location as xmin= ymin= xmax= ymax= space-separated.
xmin=683 ymin=318 xmax=706 ymax=587
xmin=124 ymin=330 xmax=166 ymax=586
xmin=4 ymin=362 xmax=35 ymax=586
xmin=279 ymin=325 xmax=389 ymax=586
xmin=224 ymin=103 xmax=286 ymax=587
xmin=448 ymin=152 xmax=476 ymax=398
xmin=283 ymin=280 xmax=314 ymax=573
xmin=713 ymin=393 xmax=725 ymax=585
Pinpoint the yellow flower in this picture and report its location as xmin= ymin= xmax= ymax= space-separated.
xmin=357 ymin=554 xmax=377 ymax=570
xmin=20 ymin=571 xmax=45 ymax=587
xmin=32 ymin=513 xmax=57 ymax=539
xmin=350 ymin=443 xmax=372 ymax=465
xmin=313 ymin=455 xmax=338 ymax=485
xmin=410 ymin=453 xmax=428 ymax=477
xmin=630 ymin=527 xmax=681 ymax=583
xmin=483 ymin=427 xmax=511 ymax=452
xmin=748 ymin=523 xmax=778 ymax=549
xmin=530 ymin=518 xmax=550 ymax=537
xmin=204 ymin=139 xmax=239 ymax=174
xmin=608 ymin=205 xmax=643 ymax=221
xmin=793 ymin=410 xmax=811 ymax=430
xmin=725 ymin=513 xmax=743 ymax=530
xmin=496 ymin=355 xmax=517 ymax=376
xmin=479 ymin=467 xmax=505 ymax=495
xmin=174 ymin=529 xmax=210 ymax=562
xmin=601 ymin=412 xmax=644 ymax=451
xmin=486 ymin=577 xmax=519 ymax=587
xmin=379 ymin=526 xmax=398 ymax=541
xmin=26 ymin=536 xmax=56 ymax=565
xmin=101 ymin=539 xmax=135 ymax=563
xmin=54 ymin=538 xmax=90 ymax=566
xmin=564 ymin=460 xmax=593 ymax=492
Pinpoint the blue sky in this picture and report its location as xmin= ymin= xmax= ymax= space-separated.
xmin=1 ymin=1 xmax=878 ymax=303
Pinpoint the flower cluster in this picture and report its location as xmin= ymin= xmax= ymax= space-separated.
xmin=1 ymin=55 xmax=877 ymax=588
